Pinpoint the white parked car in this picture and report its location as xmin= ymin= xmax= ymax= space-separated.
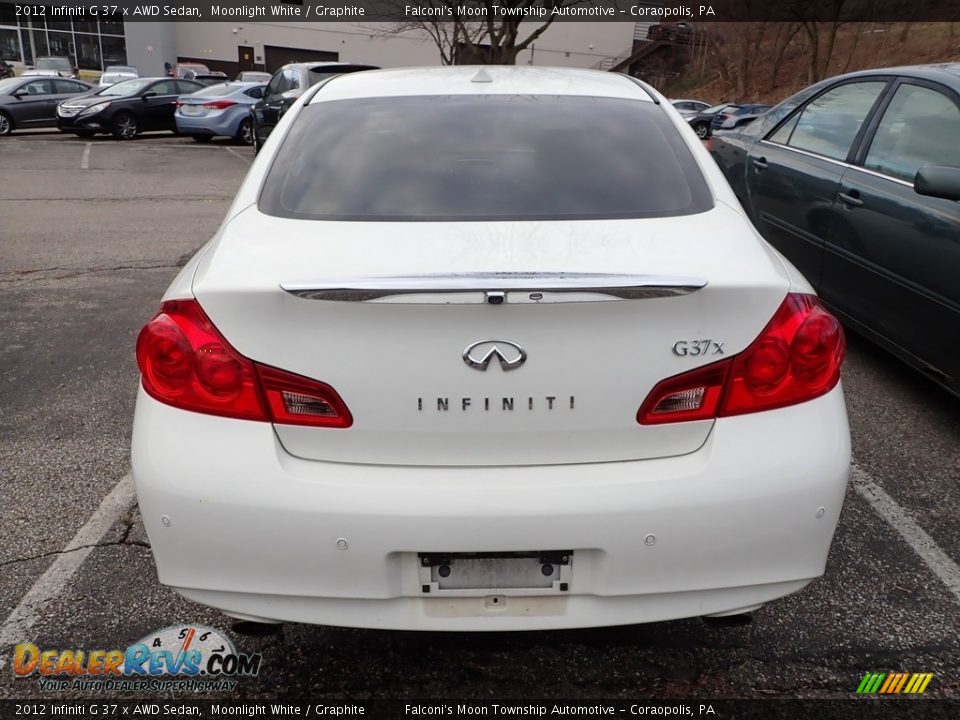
xmin=132 ymin=66 xmax=850 ymax=631
xmin=98 ymin=65 xmax=140 ymax=87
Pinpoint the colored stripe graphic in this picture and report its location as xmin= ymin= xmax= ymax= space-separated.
xmin=857 ymin=673 xmax=886 ymax=693
xmin=879 ymin=673 xmax=898 ymax=693
xmin=857 ymin=672 xmax=933 ymax=694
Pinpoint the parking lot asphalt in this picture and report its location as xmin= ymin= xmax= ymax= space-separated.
xmin=0 ymin=130 xmax=958 ymax=703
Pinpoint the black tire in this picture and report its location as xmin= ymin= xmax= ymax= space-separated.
xmin=235 ymin=118 xmax=253 ymax=146
xmin=694 ymin=122 xmax=710 ymax=139
xmin=112 ymin=111 xmax=139 ymax=140
xmin=191 ymin=134 xmax=212 ymax=143
xmin=0 ymin=110 xmax=13 ymax=136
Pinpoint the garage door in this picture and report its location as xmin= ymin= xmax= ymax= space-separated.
xmin=264 ymin=46 xmax=338 ymax=73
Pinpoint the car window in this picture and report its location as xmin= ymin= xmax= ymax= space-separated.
xmin=863 ymin=83 xmax=960 ymax=182
xmin=176 ymin=80 xmax=203 ymax=94
xmin=264 ymin=71 xmax=286 ymax=97
xmin=777 ymin=81 xmax=886 ymax=161
xmin=22 ymin=79 xmax=52 ymax=95
xmin=673 ymin=102 xmax=692 ymax=111
xmin=37 ymin=57 xmax=71 ymax=73
xmin=283 ymin=68 xmax=302 ymax=91
xmin=54 ymin=80 xmax=85 ymax=94
xmin=151 ymin=80 xmax=178 ymax=95
xmin=244 ymin=86 xmax=265 ymax=99
xmin=702 ymin=103 xmax=729 ymax=114
xmin=100 ymin=78 xmax=152 ymax=97
xmin=260 ymin=95 xmax=713 ymax=222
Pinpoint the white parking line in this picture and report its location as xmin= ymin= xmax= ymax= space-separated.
xmin=0 ymin=474 xmax=136 ymax=653
xmin=224 ymin=146 xmax=251 ymax=164
xmin=80 ymin=142 xmax=92 ymax=169
xmin=851 ymin=464 xmax=960 ymax=603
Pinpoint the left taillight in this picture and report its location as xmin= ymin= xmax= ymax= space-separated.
xmin=136 ymin=299 xmax=352 ymax=428
xmin=638 ymin=293 xmax=844 ymax=425
xmin=202 ymin=100 xmax=236 ymax=109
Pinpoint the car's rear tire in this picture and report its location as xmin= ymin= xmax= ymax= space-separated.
xmin=235 ymin=118 xmax=253 ymax=146
xmin=112 ymin=111 xmax=139 ymax=140
xmin=191 ymin=134 xmax=212 ymax=143
xmin=694 ymin=122 xmax=709 ymax=139
xmin=0 ymin=110 xmax=13 ymax=136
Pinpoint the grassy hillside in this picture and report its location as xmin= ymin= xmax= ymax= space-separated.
xmin=663 ymin=22 xmax=960 ymax=104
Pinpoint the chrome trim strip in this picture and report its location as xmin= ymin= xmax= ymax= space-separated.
xmin=281 ymin=272 xmax=708 ymax=303
xmin=757 ymin=140 xmax=914 ymax=188
xmin=845 ymin=164 xmax=915 ymax=188
xmin=758 ymin=140 xmax=850 ymax=170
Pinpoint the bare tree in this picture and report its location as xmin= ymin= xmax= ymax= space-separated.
xmin=796 ymin=0 xmax=848 ymax=83
xmin=373 ymin=1 xmax=584 ymax=65
xmin=769 ymin=22 xmax=803 ymax=90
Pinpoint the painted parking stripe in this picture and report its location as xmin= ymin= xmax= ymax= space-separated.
xmin=224 ymin=146 xmax=251 ymax=164
xmin=0 ymin=474 xmax=136 ymax=655
xmin=80 ymin=142 xmax=92 ymax=169
xmin=851 ymin=464 xmax=960 ymax=603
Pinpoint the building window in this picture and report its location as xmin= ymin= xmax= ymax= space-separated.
xmin=75 ymin=33 xmax=101 ymax=70
xmin=100 ymin=34 xmax=126 ymax=66
xmin=0 ymin=18 xmax=125 ymax=71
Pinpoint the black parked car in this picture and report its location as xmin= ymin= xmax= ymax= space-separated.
xmin=251 ymin=61 xmax=378 ymax=152
xmin=711 ymin=64 xmax=960 ymax=396
xmin=56 ymin=77 xmax=203 ymax=139
xmin=687 ymin=102 xmax=735 ymax=139
xmin=0 ymin=75 xmax=92 ymax=136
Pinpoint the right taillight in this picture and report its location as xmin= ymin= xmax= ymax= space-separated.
xmin=638 ymin=294 xmax=844 ymax=424
xmin=136 ymin=299 xmax=352 ymax=428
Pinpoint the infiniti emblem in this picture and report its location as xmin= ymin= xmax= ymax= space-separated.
xmin=463 ymin=340 xmax=527 ymax=371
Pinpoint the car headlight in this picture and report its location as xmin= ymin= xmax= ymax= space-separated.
xmin=79 ymin=101 xmax=112 ymax=116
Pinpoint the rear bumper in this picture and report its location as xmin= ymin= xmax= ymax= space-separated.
xmin=132 ymin=386 xmax=850 ymax=630
xmin=175 ymin=112 xmax=242 ymax=137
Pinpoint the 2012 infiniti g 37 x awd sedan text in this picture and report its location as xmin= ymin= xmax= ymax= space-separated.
xmin=132 ymin=67 xmax=851 ymax=631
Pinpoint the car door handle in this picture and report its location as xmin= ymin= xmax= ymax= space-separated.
xmin=752 ymin=157 xmax=768 ymax=170
xmin=838 ymin=191 xmax=863 ymax=207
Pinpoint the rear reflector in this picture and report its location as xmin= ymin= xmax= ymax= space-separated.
xmin=638 ymin=294 xmax=844 ymax=424
xmin=136 ymin=299 xmax=352 ymax=428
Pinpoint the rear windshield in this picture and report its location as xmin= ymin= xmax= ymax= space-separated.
xmin=259 ymin=94 xmax=712 ymax=221
xmin=37 ymin=57 xmax=71 ymax=71
xmin=191 ymin=82 xmax=244 ymax=97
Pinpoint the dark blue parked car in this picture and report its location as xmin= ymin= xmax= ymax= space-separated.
xmin=710 ymin=64 xmax=960 ymax=397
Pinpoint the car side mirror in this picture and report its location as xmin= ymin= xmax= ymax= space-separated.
xmin=12 ymin=91 xmax=24 ymax=99
xmin=141 ymin=92 xmax=155 ymax=100
xmin=914 ymin=165 xmax=960 ymax=202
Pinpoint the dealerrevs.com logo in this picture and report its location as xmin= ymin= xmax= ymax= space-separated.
xmin=13 ymin=624 xmax=262 ymax=693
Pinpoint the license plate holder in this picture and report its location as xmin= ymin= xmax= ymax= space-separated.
xmin=418 ymin=551 xmax=571 ymax=594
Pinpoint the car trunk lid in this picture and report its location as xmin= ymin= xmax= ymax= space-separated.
xmin=192 ymin=203 xmax=789 ymax=466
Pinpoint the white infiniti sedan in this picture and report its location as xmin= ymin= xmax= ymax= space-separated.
xmin=132 ymin=66 xmax=850 ymax=631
